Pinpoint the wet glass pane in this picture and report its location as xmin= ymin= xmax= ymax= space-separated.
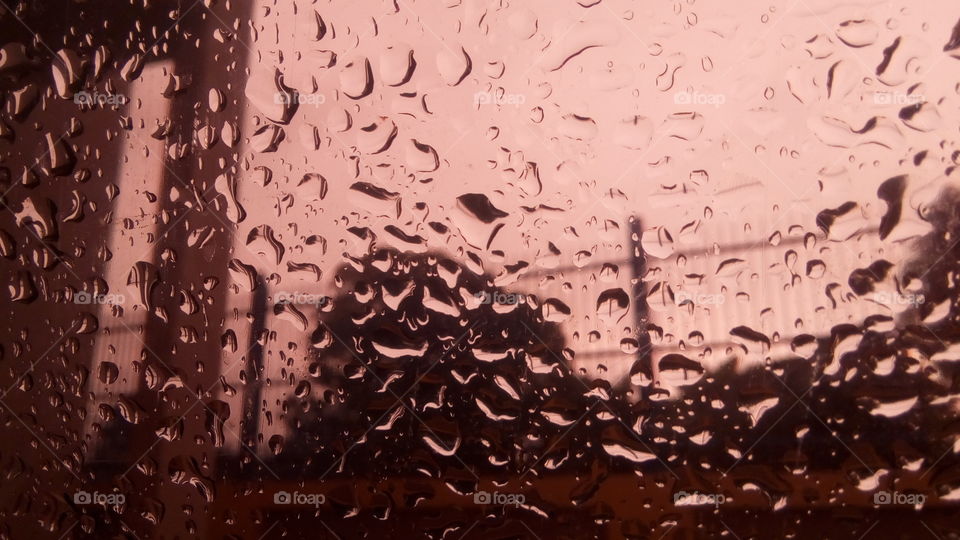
xmin=2 ymin=0 xmax=960 ymax=538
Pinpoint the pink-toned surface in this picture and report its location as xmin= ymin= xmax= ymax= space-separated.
xmin=2 ymin=0 xmax=960 ymax=538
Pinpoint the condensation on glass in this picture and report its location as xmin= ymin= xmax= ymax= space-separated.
xmin=1 ymin=0 xmax=960 ymax=538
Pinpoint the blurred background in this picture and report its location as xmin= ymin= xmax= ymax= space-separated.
xmin=2 ymin=0 xmax=960 ymax=538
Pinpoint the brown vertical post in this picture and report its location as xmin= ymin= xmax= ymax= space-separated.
xmin=629 ymin=216 xmax=656 ymax=395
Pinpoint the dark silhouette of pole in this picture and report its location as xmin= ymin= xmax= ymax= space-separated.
xmin=239 ymin=277 xmax=267 ymax=454
xmin=629 ymin=216 xmax=655 ymax=396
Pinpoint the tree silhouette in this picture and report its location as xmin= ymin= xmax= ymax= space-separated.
xmin=274 ymin=247 xmax=596 ymax=481
xmin=269 ymin=184 xmax=960 ymax=506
